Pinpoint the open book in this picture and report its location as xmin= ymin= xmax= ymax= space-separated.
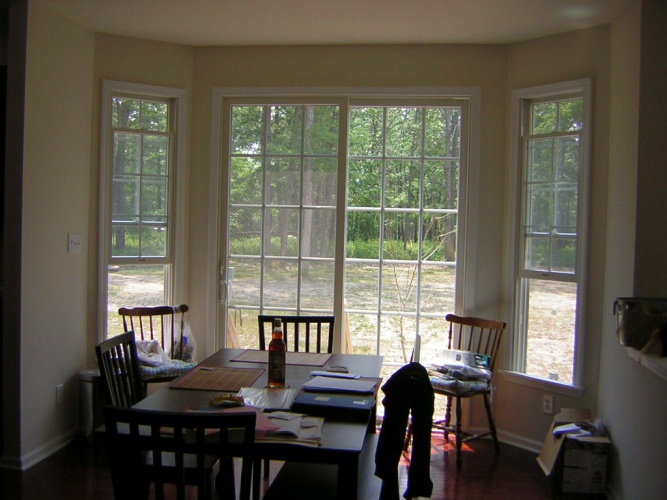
xmin=256 ymin=412 xmax=324 ymax=447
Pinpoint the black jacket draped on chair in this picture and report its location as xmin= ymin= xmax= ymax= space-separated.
xmin=375 ymin=362 xmax=434 ymax=500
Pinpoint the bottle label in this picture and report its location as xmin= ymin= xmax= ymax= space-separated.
xmin=268 ymin=350 xmax=286 ymax=386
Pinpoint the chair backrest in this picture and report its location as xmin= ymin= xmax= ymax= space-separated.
xmin=445 ymin=313 xmax=507 ymax=371
xmin=95 ymin=331 xmax=145 ymax=407
xmin=258 ymin=315 xmax=334 ymax=353
xmin=118 ymin=304 xmax=189 ymax=360
xmin=103 ymin=406 xmax=256 ymax=500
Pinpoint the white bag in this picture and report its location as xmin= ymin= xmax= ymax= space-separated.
xmin=172 ymin=317 xmax=197 ymax=363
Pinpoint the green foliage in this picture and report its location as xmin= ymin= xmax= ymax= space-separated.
xmin=531 ymin=97 xmax=583 ymax=134
xmin=230 ymin=236 xmax=299 ymax=256
xmin=112 ymin=97 xmax=168 ymax=132
xmin=111 ymin=96 xmax=171 ymax=259
xmin=347 ymin=239 xmax=380 ymax=259
xmin=228 ymin=103 xmax=461 ymax=268
xmin=524 ymin=97 xmax=582 ymax=273
xmin=347 ymin=238 xmax=447 ymax=261
xmin=111 ymin=225 xmax=167 ymax=257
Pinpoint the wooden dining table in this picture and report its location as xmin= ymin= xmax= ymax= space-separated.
xmin=133 ymin=348 xmax=384 ymax=500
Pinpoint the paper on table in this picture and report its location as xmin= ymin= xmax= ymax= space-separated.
xmin=302 ymin=376 xmax=377 ymax=394
xmin=237 ymin=387 xmax=297 ymax=411
xmin=186 ymin=405 xmax=279 ymax=434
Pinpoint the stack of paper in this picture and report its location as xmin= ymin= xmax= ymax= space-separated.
xmin=256 ymin=412 xmax=324 ymax=446
xmin=553 ymin=423 xmax=592 ymax=437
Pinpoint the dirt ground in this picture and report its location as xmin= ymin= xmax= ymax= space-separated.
xmin=109 ymin=266 xmax=576 ymax=385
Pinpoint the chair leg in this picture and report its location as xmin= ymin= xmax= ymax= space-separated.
xmin=455 ymin=397 xmax=463 ymax=468
xmin=218 ymin=457 xmax=236 ymax=500
xmin=263 ymin=458 xmax=270 ymax=479
xmin=444 ymin=395 xmax=453 ymax=443
xmin=403 ymin=421 xmax=412 ymax=451
xmin=252 ymin=458 xmax=261 ymax=500
xmin=483 ymin=393 xmax=500 ymax=453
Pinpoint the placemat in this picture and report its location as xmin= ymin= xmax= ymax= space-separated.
xmin=231 ymin=349 xmax=332 ymax=366
xmin=169 ymin=366 xmax=264 ymax=391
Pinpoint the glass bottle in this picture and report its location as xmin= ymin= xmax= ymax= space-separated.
xmin=268 ymin=319 xmax=286 ymax=388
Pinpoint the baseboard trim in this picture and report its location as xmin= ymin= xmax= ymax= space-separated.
xmin=446 ymin=426 xmax=544 ymax=455
xmin=494 ymin=428 xmax=544 ymax=454
xmin=0 ymin=428 xmax=76 ymax=472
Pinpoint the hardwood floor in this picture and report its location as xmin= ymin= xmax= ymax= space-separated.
xmin=0 ymin=430 xmax=605 ymax=499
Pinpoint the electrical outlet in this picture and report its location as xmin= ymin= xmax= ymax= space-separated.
xmin=56 ymin=384 xmax=64 ymax=406
xmin=542 ymin=394 xmax=553 ymax=414
xmin=68 ymin=233 xmax=82 ymax=253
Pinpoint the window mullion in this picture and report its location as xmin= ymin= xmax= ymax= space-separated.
xmin=376 ymin=108 xmax=388 ymax=354
xmin=259 ymin=105 xmax=269 ymax=314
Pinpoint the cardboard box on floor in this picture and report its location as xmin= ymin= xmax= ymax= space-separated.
xmin=537 ymin=408 xmax=612 ymax=494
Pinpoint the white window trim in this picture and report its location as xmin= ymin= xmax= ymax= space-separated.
xmin=503 ymin=78 xmax=591 ymax=393
xmin=97 ymin=80 xmax=188 ymax=343
xmin=208 ymin=87 xmax=481 ymax=354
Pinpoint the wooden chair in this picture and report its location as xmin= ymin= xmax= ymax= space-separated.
xmin=95 ymin=331 xmax=145 ymax=407
xmin=119 ymin=304 xmax=191 ymax=359
xmin=118 ymin=304 xmax=193 ymax=385
xmin=95 ymin=335 xmax=240 ymax=499
xmin=103 ymin=406 xmax=256 ymax=500
xmin=430 ymin=314 xmax=507 ymax=468
xmin=257 ymin=315 xmax=334 ymax=353
xmin=256 ymin=314 xmax=334 ymax=481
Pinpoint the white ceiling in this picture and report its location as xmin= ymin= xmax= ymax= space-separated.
xmin=38 ymin=0 xmax=628 ymax=47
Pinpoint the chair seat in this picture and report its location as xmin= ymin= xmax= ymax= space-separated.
xmin=140 ymin=360 xmax=196 ymax=382
xmin=429 ymin=374 xmax=490 ymax=396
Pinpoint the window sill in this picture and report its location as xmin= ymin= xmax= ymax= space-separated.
xmin=625 ymin=349 xmax=667 ymax=382
xmin=500 ymin=370 xmax=585 ymax=397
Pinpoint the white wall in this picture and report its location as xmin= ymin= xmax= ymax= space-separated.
xmin=498 ymin=25 xmax=611 ymax=446
xmin=599 ymin=1 xmax=667 ymax=499
xmin=188 ymin=43 xmax=509 ymax=357
xmin=17 ymin=3 xmax=94 ymax=466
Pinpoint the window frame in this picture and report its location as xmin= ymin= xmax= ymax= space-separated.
xmin=504 ymin=79 xmax=591 ymax=394
xmin=98 ymin=80 xmax=188 ymax=342
xmin=344 ymin=98 xmax=468 ymax=364
xmin=209 ymin=87 xmax=481 ymax=354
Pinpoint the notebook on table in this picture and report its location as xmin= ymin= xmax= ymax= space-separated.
xmin=291 ymin=390 xmax=376 ymax=422
xmin=301 ymin=376 xmax=378 ymax=394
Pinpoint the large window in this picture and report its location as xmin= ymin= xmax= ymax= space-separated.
xmin=99 ymin=81 xmax=187 ymax=338
xmin=221 ymin=94 xmax=469 ymax=372
xmin=227 ymin=104 xmax=339 ymax=318
xmin=511 ymin=80 xmax=590 ymax=387
xmin=345 ymin=104 xmax=461 ymax=368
